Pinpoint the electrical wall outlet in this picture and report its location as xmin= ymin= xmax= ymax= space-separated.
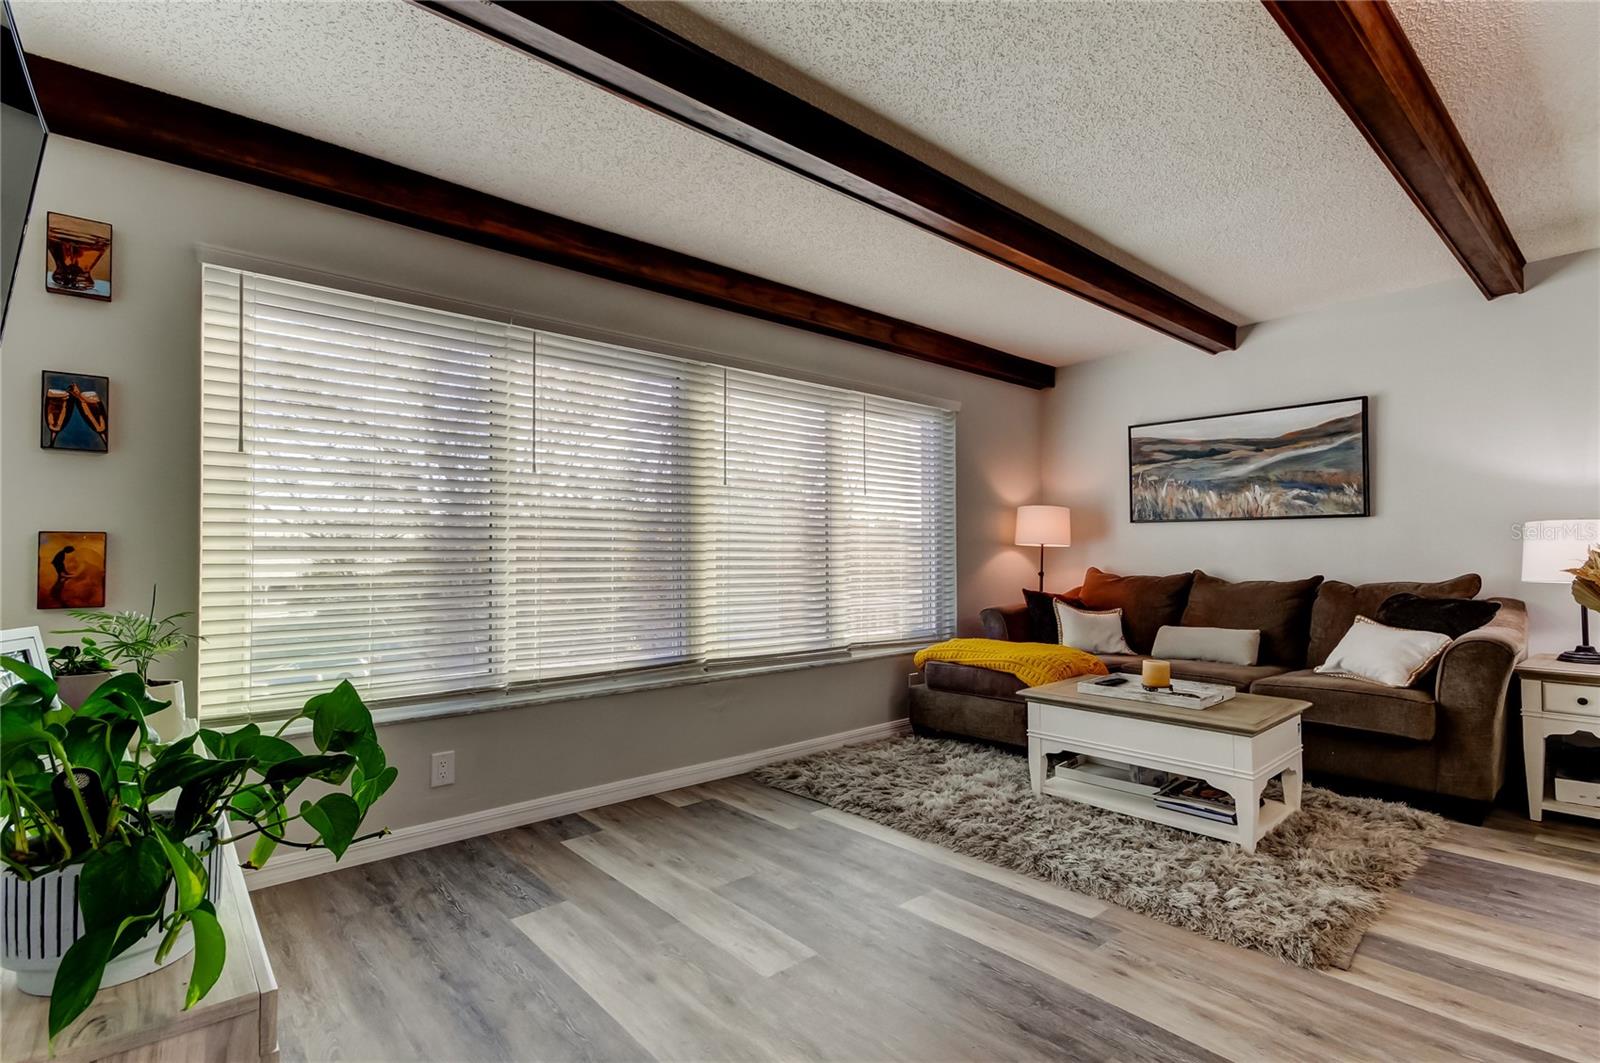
xmin=430 ymin=750 xmax=456 ymax=788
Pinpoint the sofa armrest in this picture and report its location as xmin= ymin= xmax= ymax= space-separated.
xmin=1431 ymin=598 xmax=1528 ymax=799
xmin=979 ymin=605 xmax=1031 ymax=642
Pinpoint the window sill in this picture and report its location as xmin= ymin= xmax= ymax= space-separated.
xmin=264 ymin=643 xmax=924 ymax=738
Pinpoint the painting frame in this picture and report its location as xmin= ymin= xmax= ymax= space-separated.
xmin=0 ymin=625 xmax=50 ymax=695
xmin=40 ymin=369 xmax=110 ymax=453
xmin=43 ymin=211 xmax=113 ymax=301
xmin=36 ymin=530 xmax=108 ymax=610
xmin=1128 ymin=396 xmax=1370 ymax=524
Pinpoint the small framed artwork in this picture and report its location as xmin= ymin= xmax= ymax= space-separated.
xmin=1129 ymin=396 xmax=1369 ymax=523
xmin=44 ymin=212 xmax=112 ymax=300
xmin=0 ymin=626 xmax=49 ymax=693
xmin=41 ymin=370 xmax=110 ymax=452
xmin=37 ymin=530 xmax=107 ymax=609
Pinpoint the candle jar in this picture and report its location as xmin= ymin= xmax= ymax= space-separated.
xmin=1141 ymin=659 xmax=1172 ymax=690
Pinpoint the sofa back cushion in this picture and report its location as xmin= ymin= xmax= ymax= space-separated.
xmin=1077 ymin=567 xmax=1194 ymax=654
xmin=1181 ymin=571 xmax=1324 ymax=667
xmin=1307 ymin=573 xmax=1482 ymax=666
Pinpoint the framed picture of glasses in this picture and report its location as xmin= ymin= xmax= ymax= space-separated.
xmin=41 ymin=370 xmax=110 ymax=452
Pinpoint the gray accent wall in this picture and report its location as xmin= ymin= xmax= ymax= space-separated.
xmin=1 ymin=137 xmax=1044 ymax=832
xmin=1041 ymin=250 xmax=1600 ymax=654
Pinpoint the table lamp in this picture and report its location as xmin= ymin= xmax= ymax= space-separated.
xmin=1522 ymin=519 xmax=1600 ymax=664
xmin=1015 ymin=505 xmax=1071 ymax=592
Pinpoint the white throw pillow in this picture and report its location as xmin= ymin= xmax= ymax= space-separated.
xmin=1053 ymin=600 xmax=1133 ymax=655
xmin=1151 ymin=625 xmax=1261 ymax=666
xmin=1314 ymin=616 xmax=1451 ymax=687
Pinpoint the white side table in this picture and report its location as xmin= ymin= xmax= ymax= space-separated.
xmin=1517 ymin=654 xmax=1600 ymax=822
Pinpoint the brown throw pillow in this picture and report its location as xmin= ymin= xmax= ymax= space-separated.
xmin=1307 ymin=574 xmax=1482 ymax=666
xmin=1077 ymin=567 xmax=1195 ymax=654
xmin=1181 ymin=571 xmax=1324 ymax=667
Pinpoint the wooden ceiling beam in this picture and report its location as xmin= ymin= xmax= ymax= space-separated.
xmin=1263 ymin=0 xmax=1525 ymax=298
xmin=414 ymin=0 xmax=1240 ymax=354
xmin=25 ymin=56 xmax=1054 ymax=389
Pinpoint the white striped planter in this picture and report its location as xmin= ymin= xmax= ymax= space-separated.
xmin=1 ymin=833 xmax=225 ymax=996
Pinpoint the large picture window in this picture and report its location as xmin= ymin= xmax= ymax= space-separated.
xmin=199 ymin=266 xmax=956 ymax=719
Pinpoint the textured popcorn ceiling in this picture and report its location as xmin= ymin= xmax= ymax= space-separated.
xmin=655 ymin=0 xmax=1598 ymax=323
xmin=1391 ymin=0 xmax=1600 ymax=260
xmin=13 ymin=1 xmax=1598 ymax=367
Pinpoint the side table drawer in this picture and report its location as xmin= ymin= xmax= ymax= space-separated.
xmin=1543 ymin=682 xmax=1600 ymax=717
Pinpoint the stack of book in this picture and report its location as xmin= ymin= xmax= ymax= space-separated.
xmin=1153 ymin=778 xmax=1238 ymax=824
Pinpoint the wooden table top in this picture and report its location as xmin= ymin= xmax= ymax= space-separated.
xmin=1020 ymin=680 xmax=1309 ymax=736
xmin=1516 ymin=653 xmax=1600 ymax=684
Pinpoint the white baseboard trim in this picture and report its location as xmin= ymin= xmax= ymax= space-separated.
xmin=242 ymin=716 xmax=910 ymax=890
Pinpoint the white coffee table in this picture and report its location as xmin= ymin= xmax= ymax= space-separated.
xmin=1021 ymin=680 xmax=1310 ymax=852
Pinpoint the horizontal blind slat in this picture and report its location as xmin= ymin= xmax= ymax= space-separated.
xmin=200 ymin=264 xmax=954 ymax=720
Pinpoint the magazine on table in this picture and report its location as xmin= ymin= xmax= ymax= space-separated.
xmin=1154 ymin=778 xmax=1239 ymax=823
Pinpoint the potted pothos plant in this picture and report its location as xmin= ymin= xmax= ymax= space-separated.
xmin=46 ymin=639 xmax=117 ymax=707
xmin=0 ymin=655 xmax=395 ymax=1042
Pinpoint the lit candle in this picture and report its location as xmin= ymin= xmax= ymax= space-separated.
xmin=1142 ymin=659 xmax=1172 ymax=689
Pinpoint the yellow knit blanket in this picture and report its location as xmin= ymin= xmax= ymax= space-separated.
xmin=913 ymin=638 xmax=1109 ymax=689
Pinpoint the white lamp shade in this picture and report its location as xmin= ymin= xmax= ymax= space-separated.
xmin=1521 ymin=519 xmax=1600 ymax=583
xmin=1015 ymin=505 xmax=1071 ymax=547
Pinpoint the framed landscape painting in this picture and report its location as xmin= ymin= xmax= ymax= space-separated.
xmin=1129 ymin=397 xmax=1369 ymax=523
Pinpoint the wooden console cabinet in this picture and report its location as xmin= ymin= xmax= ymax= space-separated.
xmin=1 ymin=853 xmax=277 ymax=1063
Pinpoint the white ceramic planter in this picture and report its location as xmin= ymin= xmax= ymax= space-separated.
xmin=144 ymin=679 xmax=192 ymax=745
xmin=1 ymin=830 xmax=225 ymax=996
xmin=54 ymin=670 xmax=117 ymax=708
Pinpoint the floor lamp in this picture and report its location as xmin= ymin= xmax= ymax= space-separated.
xmin=1016 ymin=506 xmax=1071 ymax=592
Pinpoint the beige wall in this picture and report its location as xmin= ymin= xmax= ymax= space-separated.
xmin=1041 ymin=250 xmax=1600 ymax=653
xmin=2 ymin=137 xmax=1045 ymax=830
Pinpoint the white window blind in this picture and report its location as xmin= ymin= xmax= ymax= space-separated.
xmin=200 ymin=265 xmax=956 ymax=720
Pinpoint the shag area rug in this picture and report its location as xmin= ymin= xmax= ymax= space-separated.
xmin=753 ymin=735 xmax=1446 ymax=969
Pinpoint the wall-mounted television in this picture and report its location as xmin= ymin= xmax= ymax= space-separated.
xmin=1 ymin=0 xmax=47 ymax=341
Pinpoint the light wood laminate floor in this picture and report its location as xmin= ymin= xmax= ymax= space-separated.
xmin=254 ymin=776 xmax=1600 ymax=1062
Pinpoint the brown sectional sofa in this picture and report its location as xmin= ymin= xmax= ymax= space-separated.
xmin=910 ymin=568 xmax=1528 ymax=808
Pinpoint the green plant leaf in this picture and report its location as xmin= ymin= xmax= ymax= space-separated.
xmin=263 ymin=752 xmax=355 ymax=788
xmin=307 ymin=680 xmax=372 ymax=753
xmin=227 ymin=783 xmax=270 ymax=818
xmin=144 ymin=754 xmax=246 ymax=798
xmin=300 ymin=792 xmax=361 ymax=858
xmin=79 ymin=837 xmax=169 ymax=934
xmin=153 ymin=826 xmax=206 ymax=914
xmin=185 ymin=901 xmax=226 ymax=1009
xmin=48 ymin=924 xmax=117 ymax=1040
xmin=154 ymin=913 xmax=189 ymax=965
xmin=236 ymin=732 xmax=300 ymax=769
xmin=1 ymin=654 xmax=58 ymax=703
xmin=347 ymin=734 xmax=387 ymax=778
xmin=355 ymin=765 xmax=398 ymax=815
xmin=244 ymin=801 xmax=287 ymax=869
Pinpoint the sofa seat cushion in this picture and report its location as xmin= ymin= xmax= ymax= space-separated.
xmin=1308 ymin=574 xmax=1482 ymax=666
xmin=1092 ymin=654 xmax=1288 ymax=688
xmin=1250 ymin=670 xmax=1437 ymax=740
xmin=922 ymin=659 xmax=1027 ymax=701
xmin=1167 ymin=659 xmax=1292 ymax=687
xmin=1181 ymin=571 xmax=1323 ymax=668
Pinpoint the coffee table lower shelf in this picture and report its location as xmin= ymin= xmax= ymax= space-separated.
xmin=1040 ymin=775 xmax=1296 ymax=847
